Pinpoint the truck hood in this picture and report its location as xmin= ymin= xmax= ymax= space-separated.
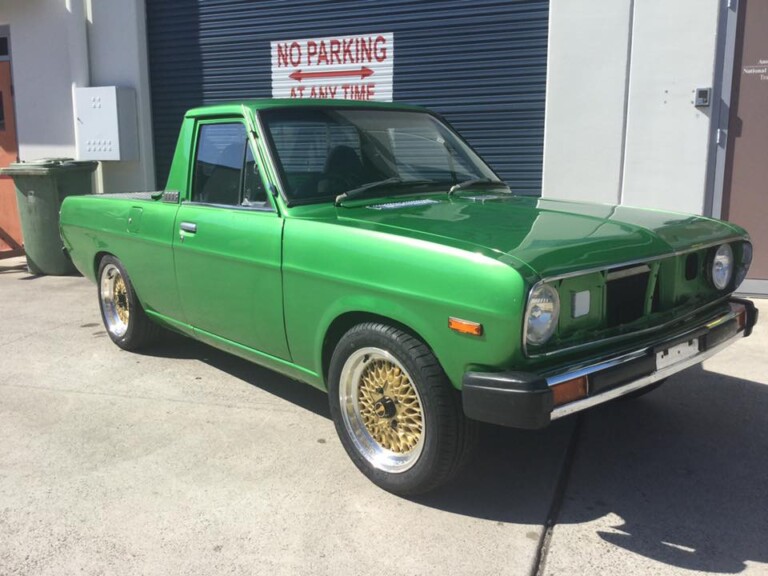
xmin=336 ymin=194 xmax=743 ymax=279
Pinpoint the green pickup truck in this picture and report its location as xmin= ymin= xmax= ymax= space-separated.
xmin=60 ymin=99 xmax=757 ymax=495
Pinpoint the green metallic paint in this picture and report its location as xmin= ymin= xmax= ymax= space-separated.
xmin=59 ymin=100 xmax=751 ymax=394
xmin=172 ymin=203 xmax=289 ymax=359
xmin=557 ymin=272 xmax=604 ymax=339
xmin=62 ymin=197 xmax=184 ymax=321
xmin=280 ymin=216 xmax=524 ymax=387
xmin=334 ymin=195 xmax=744 ymax=281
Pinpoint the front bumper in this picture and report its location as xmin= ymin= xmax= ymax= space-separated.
xmin=462 ymin=298 xmax=758 ymax=429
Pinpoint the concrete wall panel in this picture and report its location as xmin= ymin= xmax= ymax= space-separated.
xmin=544 ymin=0 xmax=721 ymax=217
xmin=621 ymin=0 xmax=720 ymax=214
xmin=87 ymin=0 xmax=155 ymax=192
xmin=542 ymin=0 xmax=632 ymax=205
xmin=1 ymin=0 xmax=77 ymax=161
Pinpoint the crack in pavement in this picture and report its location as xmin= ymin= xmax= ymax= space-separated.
xmin=532 ymin=414 xmax=583 ymax=576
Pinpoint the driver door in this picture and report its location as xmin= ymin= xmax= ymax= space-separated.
xmin=172 ymin=120 xmax=289 ymax=359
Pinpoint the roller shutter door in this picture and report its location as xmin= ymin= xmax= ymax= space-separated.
xmin=146 ymin=0 xmax=548 ymax=194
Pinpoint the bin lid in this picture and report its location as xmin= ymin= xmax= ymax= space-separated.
xmin=0 ymin=158 xmax=99 ymax=177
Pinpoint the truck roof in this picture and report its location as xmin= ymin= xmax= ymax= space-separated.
xmin=185 ymin=98 xmax=427 ymax=119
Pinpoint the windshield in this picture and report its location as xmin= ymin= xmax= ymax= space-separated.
xmin=259 ymin=107 xmax=500 ymax=203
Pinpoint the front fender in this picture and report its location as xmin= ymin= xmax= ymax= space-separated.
xmin=282 ymin=219 xmax=527 ymax=389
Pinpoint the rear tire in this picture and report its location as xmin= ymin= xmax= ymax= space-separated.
xmin=97 ymin=255 xmax=160 ymax=351
xmin=328 ymin=322 xmax=477 ymax=496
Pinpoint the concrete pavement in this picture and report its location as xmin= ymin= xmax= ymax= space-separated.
xmin=0 ymin=256 xmax=766 ymax=575
xmin=541 ymin=306 xmax=768 ymax=575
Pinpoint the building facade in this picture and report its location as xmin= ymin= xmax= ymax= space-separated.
xmin=0 ymin=0 xmax=764 ymax=294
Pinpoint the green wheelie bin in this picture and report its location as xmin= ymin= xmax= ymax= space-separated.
xmin=0 ymin=159 xmax=98 ymax=275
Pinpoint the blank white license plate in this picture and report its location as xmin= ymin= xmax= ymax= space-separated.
xmin=656 ymin=338 xmax=700 ymax=370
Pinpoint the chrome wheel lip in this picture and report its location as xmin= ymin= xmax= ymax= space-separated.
xmin=100 ymin=263 xmax=129 ymax=338
xmin=339 ymin=347 xmax=426 ymax=474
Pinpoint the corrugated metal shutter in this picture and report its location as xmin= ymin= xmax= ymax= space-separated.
xmin=146 ymin=0 xmax=548 ymax=194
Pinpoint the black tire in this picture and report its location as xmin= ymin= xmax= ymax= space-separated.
xmin=97 ymin=255 xmax=160 ymax=351
xmin=328 ymin=322 xmax=477 ymax=496
xmin=622 ymin=378 xmax=667 ymax=400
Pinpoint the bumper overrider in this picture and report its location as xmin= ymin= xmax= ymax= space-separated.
xmin=462 ymin=298 xmax=759 ymax=429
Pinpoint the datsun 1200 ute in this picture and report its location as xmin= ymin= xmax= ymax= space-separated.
xmin=59 ymin=100 xmax=758 ymax=495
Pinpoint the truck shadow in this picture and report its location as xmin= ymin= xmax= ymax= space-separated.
xmin=144 ymin=334 xmax=767 ymax=572
xmin=144 ymin=331 xmax=332 ymax=419
xmin=549 ymin=366 xmax=768 ymax=573
xmin=422 ymin=365 xmax=768 ymax=573
xmin=143 ymin=331 xmax=576 ymax=525
xmin=416 ymin=419 xmax=577 ymax=524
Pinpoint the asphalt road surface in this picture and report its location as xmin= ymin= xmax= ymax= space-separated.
xmin=1 ymin=257 xmax=766 ymax=576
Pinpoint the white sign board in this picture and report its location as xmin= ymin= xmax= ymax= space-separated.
xmin=271 ymin=33 xmax=394 ymax=102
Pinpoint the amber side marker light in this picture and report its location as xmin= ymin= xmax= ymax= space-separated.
xmin=448 ymin=317 xmax=483 ymax=336
xmin=552 ymin=376 xmax=588 ymax=406
xmin=735 ymin=306 xmax=747 ymax=331
xmin=722 ymin=303 xmax=747 ymax=331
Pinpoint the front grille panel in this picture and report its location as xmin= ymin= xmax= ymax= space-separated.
xmin=605 ymin=271 xmax=650 ymax=327
xmin=528 ymin=242 xmax=745 ymax=359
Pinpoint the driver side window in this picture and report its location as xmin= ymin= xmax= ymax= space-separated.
xmin=192 ymin=122 xmax=270 ymax=209
xmin=243 ymin=145 xmax=268 ymax=206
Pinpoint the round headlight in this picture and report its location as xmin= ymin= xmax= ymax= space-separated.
xmin=526 ymin=283 xmax=560 ymax=346
xmin=711 ymin=244 xmax=734 ymax=290
xmin=735 ymin=242 xmax=752 ymax=287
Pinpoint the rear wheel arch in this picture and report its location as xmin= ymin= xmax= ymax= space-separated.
xmin=97 ymin=254 xmax=160 ymax=350
xmin=94 ymin=251 xmax=115 ymax=279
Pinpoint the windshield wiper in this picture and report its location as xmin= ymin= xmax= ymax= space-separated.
xmin=334 ymin=178 xmax=435 ymax=206
xmin=447 ymin=178 xmax=511 ymax=196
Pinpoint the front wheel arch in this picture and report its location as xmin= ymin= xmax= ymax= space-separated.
xmin=321 ymin=311 xmax=430 ymax=389
xmin=327 ymin=321 xmax=477 ymax=495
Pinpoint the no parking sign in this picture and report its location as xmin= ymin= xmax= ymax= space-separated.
xmin=271 ymin=33 xmax=394 ymax=101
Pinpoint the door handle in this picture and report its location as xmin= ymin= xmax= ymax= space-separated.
xmin=179 ymin=222 xmax=197 ymax=233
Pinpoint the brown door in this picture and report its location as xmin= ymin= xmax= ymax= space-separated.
xmin=722 ymin=0 xmax=768 ymax=282
xmin=0 ymin=59 xmax=22 ymax=257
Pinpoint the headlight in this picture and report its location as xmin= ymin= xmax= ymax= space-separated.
xmin=710 ymin=244 xmax=734 ymax=290
xmin=735 ymin=242 xmax=752 ymax=288
xmin=526 ymin=283 xmax=560 ymax=346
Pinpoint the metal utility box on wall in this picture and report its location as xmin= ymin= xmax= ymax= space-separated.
xmin=74 ymin=86 xmax=138 ymax=161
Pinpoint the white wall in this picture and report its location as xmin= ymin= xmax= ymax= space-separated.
xmin=0 ymin=0 xmax=155 ymax=193
xmin=621 ymin=0 xmax=720 ymax=214
xmin=1 ymin=0 xmax=77 ymax=161
xmin=87 ymin=0 xmax=155 ymax=192
xmin=543 ymin=0 xmax=721 ymax=215
xmin=542 ymin=0 xmax=632 ymax=205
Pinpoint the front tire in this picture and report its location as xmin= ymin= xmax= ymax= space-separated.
xmin=328 ymin=323 xmax=477 ymax=495
xmin=97 ymin=255 xmax=159 ymax=351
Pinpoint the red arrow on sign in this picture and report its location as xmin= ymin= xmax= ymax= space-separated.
xmin=289 ymin=67 xmax=374 ymax=82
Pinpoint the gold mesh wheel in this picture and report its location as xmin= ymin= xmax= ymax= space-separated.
xmin=100 ymin=263 xmax=130 ymax=337
xmin=113 ymin=275 xmax=130 ymax=325
xmin=339 ymin=347 xmax=426 ymax=473
xmin=358 ymin=359 xmax=423 ymax=452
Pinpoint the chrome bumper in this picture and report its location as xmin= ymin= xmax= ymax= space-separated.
xmin=462 ymin=298 xmax=758 ymax=429
xmin=549 ymin=321 xmax=742 ymax=420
